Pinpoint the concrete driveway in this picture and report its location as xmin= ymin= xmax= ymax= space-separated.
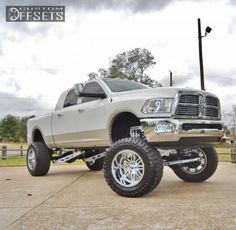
xmin=0 ymin=162 xmax=235 ymax=230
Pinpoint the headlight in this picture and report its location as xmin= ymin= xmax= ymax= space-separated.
xmin=142 ymin=98 xmax=173 ymax=114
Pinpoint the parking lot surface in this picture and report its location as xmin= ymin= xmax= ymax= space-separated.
xmin=0 ymin=162 xmax=235 ymax=229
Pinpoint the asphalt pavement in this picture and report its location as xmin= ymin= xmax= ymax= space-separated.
xmin=0 ymin=162 xmax=235 ymax=230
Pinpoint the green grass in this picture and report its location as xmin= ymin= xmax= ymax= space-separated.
xmin=216 ymin=147 xmax=232 ymax=161
xmin=0 ymin=157 xmax=27 ymax=167
xmin=0 ymin=158 xmax=85 ymax=167
xmin=218 ymin=154 xmax=231 ymax=161
xmin=0 ymin=142 xmax=85 ymax=167
xmin=0 ymin=142 xmax=28 ymax=148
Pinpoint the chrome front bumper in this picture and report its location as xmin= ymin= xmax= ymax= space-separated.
xmin=140 ymin=118 xmax=224 ymax=143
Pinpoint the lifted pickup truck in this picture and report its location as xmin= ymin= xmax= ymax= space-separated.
xmin=27 ymin=77 xmax=224 ymax=197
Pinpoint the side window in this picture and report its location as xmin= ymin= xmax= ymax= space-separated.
xmin=82 ymin=82 xmax=106 ymax=103
xmin=63 ymin=89 xmax=78 ymax=108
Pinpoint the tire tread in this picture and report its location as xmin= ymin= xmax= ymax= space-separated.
xmin=172 ymin=147 xmax=218 ymax=182
xmin=27 ymin=142 xmax=51 ymax=176
xmin=103 ymin=138 xmax=163 ymax=197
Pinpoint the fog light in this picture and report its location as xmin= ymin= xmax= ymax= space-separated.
xmin=155 ymin=121 xmax=176 ymax=134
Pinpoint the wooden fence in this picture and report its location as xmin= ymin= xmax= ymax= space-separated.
xmin=1 ymin=145 xmax=28 ymax=159
xmin=216 ymin=144 xmax=236 ymax=163
xmin=1 ymin=143 xmax=236 ymax=162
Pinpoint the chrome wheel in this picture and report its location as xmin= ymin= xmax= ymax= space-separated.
xmin=104 ymin=138 xmax=163 ymax=197
xmin=111 ymin=149 xmax=145 ymax=188
xmin=28 ymin=148 xmax=36 ymax=171
xmin=181 ymin=149 xmax=207 ymax=175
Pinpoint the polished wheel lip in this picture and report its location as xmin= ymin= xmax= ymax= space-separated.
xmin=111 ymin=149 xmax=145 ymax=188
xmin=28 ymin=148 xmax=36 ymax=171
xmin=181 ymin=149 xmax=207 ymax=175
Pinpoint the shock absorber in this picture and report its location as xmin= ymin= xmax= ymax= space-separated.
xmin=130 ymin=126 xmax=144 ymax=138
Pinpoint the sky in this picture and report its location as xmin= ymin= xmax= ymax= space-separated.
xmin=0 ymin=0 xmax=236 ymax=118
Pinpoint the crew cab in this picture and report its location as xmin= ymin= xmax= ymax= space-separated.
xmin=27 ymin=77 xmax=224 ymax=197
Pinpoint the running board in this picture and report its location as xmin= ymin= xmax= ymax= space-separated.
xmin=164 ymin=157 xmax=200 ymax=166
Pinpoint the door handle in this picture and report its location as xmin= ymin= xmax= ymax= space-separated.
xmin=57 ymin=113 xmax=63 ymax=117
xmin=77 ymin=109 xmax=85 ymax=113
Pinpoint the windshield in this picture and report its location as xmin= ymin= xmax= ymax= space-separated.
xmin=103 ymin=78 xmax=149 ymax=92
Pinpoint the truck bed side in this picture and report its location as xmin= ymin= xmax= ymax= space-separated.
xmin=27 ymin=113 xmax=55 ymax=148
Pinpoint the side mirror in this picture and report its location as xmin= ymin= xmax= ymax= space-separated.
xmin=74 ymin=83 xmax=84 ymax=96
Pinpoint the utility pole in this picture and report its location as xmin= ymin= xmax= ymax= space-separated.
xmin=198 ymin=18 xmax=205 ymax=91
xmin=169 ymin=70 xmax=173 ymax=87
xmin=198 ymin=18 xmax=212 ymax=91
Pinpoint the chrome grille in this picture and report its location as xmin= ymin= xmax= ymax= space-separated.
xmin=206 ymin=96 xmax=218 ymax=106
xmin=179 ymin=94 xmax=199 ymax=104
xmin=205 ymin=107 xmax=218 ymax=117
xmin=176 ymin=106 xmax=199 ymax=116
xmin=175 ymin=93 xmax=220 ymax=119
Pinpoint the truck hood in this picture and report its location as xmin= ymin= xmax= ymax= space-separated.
xmin=113 ymin=87 xmax=217 ymax=99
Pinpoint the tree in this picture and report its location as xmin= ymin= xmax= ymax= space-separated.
xmin=232 ymin=106 xmax=236 ymax=137
xmin=0 ymin=115 xmax=33 ymax=142
xmin=88 ymin=48 xmax=158 ymax=87
xmin=222 ymin=106 xmax=236 ymax=137
xmin=16 ymin=116 xmax=33 ymax=142
xmin=0 ymin=115 xmax=19 ymax=142
xmin=88 ymin=68 xmax=108 ymax=79
xmin=109 ymin=48 xmax=156 ymax=86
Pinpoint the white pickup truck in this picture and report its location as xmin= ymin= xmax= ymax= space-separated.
xmin=27 ymin=77 xmax=224 ymax=197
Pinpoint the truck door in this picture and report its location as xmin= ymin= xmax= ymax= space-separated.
xmin=74 ymin=81 xmax=109 ymax=147
xmin=51 ymin=88 xmax=81 ymax=147
xmin=51 ymin=82 xmax=109 ymax=148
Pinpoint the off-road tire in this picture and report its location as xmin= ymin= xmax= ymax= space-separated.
xmin=27 ymin=142 xmax=51 ymax=176
xmin=85 ymin=149 xmax=105 ymax=171
xmin=172 ymin=147 xmax=218 ymax=182
xmin=104 ymin=138 xmax=163 ymax=197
